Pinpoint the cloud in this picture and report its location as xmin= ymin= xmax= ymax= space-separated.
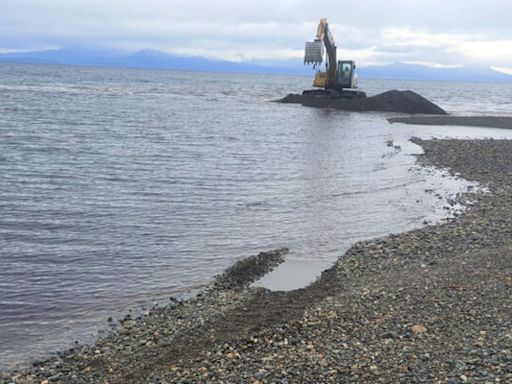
xmin=1 ymin=0 xmax=512 ymax=66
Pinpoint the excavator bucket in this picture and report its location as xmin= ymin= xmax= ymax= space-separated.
xmin=304 ymin=41 xmax=324 ymax=65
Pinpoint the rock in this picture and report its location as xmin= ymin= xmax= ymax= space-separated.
xmin=48 ymin=372 xmax=64 ymax=381
xmin=411 ymin=324 xmax=428 ymax=335
xmin=380 ymin=331 xmax=399 ymax=339
xmin=226 ymin=351 xmax=241 ymax=359
xmin=121 ymin=320 xmax=135 ymax=329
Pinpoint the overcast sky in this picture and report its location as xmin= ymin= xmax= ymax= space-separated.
xmin=2 ymin=0 xmax=512 ymax=70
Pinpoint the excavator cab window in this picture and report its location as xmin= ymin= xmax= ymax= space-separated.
xmin=337 ymin=61 xmax=354 ymax=88
xmin=342 ymin=63 xmax=351 ymax=77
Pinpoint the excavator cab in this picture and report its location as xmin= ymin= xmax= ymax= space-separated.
xmin=311 ymin=61 xmax=357 ymax=90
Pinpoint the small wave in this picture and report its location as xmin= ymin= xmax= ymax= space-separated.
xmin=0 ymin=83 xmax=130 ymax=95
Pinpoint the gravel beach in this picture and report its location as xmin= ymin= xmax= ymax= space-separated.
xmin=4 ymin=136 xmax=512 ymax=384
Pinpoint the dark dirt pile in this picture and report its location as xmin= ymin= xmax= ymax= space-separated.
xmin=389 ymin=115 xmax=512 ymax=129
xmin=277 ymin=90 xmax=448 ymax=115
xmin=5 ymin=140 xmax=512 ymax=383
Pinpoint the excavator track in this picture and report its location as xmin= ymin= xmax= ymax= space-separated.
xmin=302 ymin=89 xmax=366 ymax=99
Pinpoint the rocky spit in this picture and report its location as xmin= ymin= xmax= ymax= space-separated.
xmin=3 ymin=137 xmax=512 ymax=383
xmin=389 ymin=116 xmax=512 ymax=129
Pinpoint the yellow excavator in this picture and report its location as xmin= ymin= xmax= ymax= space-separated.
xmin=303 ymin=18 xmax=366 ymax=99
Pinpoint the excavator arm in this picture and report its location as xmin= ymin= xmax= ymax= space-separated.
xmin=319 ymin=20 xmax=337 ymax=88
xmin=304 ymin=18 xmax=337 ymax=88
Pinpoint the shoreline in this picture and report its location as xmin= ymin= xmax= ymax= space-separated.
xmin=4 ymin=136 xmax=512 ymax=383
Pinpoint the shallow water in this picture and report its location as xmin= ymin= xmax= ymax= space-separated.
xmin=1 ymin=63 xmax=512 ymax=369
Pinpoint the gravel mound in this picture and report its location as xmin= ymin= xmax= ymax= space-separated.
xmin=277 ymin=90 xmax=447 ymax=115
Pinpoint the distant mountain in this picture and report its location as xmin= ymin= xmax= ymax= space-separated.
xmin=0 ymin=48 xmax=290 ymax=74
xmin=0 ymin=48 xmax=121 ymax=66
xmin=358 ymin=62 xmax=512 ymax=83
xmin=116 ymin=49 xmax=273 ymax=73
xmin=1 ymin=48 xmax=512 ymax=83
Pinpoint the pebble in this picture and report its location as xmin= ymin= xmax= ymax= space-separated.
xmin=411 ymin=325 xmax=428 ymax=335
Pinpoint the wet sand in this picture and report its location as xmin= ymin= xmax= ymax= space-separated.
xmin=4 ymin=137 xmax=512 ymax=383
